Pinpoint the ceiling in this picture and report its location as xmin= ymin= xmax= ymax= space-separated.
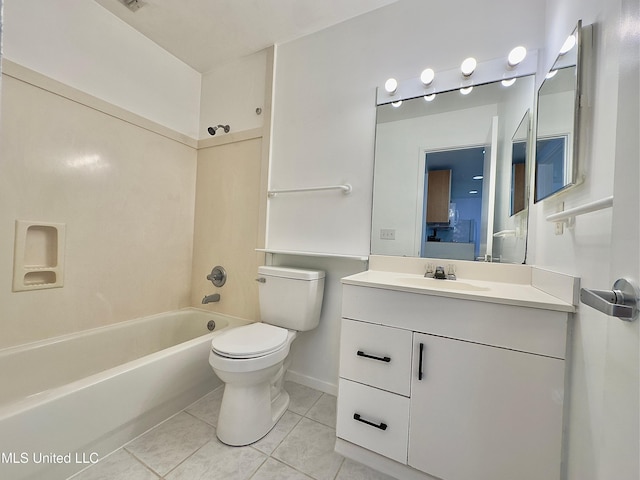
xmin=94 ymin=0 xmax=399 ymax=73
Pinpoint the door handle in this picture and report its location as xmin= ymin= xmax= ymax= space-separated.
xmin=580 ymin=278 xmax=639 ymax=321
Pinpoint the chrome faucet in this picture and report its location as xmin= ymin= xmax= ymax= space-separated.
xmin=434 ymin=266 xmax=447 ymax=279
xmin=202 ymin=293 xmax=221 ymax=304
xmin=425 ymin=263 xmax=456 ymax=280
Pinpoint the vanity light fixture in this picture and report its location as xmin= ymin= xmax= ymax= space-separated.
xmin=424 ymin=94 xmax=436 ymax=102
xmin=546 ymin=70 xmax=558 ymax=79
xmin=377 ymin=48 xmax=537 ymax=105
xmin=384 ymin=78 xmax=398 ymax=94
xmin=391 ymin=100 xmax=403 ymax=107
xmin=460 ymin=57 xmax=477 ymax=77
xmin=507 ymin=46 xmax=527 ymax=67
xmin=501 ymin=78 xmax=517 ymax=87
xmin=460 ymin=86 xmax=473 ymax=95
xmin=420 ymin=68 xmax=435 ymax=86
xmin=559 ymin=34 xmax=577 ymax=55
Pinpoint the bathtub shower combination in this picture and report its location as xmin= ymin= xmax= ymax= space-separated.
xmin=0 ymin=308 xmax=250 ymax=480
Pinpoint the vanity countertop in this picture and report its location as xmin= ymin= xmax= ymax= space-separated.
xmin=341 ymin=270 xmax=575 ymax=313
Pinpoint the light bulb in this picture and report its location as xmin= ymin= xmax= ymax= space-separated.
xmin=469 ymin=190 xmax=479 ymax=194
xmin=559 ymin=35 xmax=576 ymax=55
xmin=392 ymin=100 xmax=403 ymax=108
xmin=460 ymin=86 xmax=473 ymax=95
xmin=384 ymin=78 xmax=398 ymax=94
xmin=473 ymin=175 xmax=483 ymax=180
xmin=507 ymin=46 xmax=527 ymax=67
xmin=420 ymin=68 xmax=435 ymax=86
xmin=423 ymin=94 xmax=436 ymax=102
xmin=501 ymin=78 xmax=517 ymax=87
xmin=461 ymin=57 xmax=477 ymax=76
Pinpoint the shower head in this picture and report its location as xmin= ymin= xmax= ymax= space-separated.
xmin=208 ymin=125 xmax=231 ymax=136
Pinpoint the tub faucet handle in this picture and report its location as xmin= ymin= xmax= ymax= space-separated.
xmin=206 ymin=266 xmax=227 ymax=287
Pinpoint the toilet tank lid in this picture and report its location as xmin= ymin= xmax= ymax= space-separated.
xmin=258 ymin=266 xmax=325 ymax=280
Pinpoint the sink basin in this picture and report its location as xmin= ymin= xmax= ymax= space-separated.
xmin=397 ymin=277 xmax=490 ymax=292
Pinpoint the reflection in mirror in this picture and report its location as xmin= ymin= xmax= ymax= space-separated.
xmin=510 ymin=111 xmax=529 ymax=216
xmin=534 ymin=22 xmax=581 ymax=202
xmin=372 ymin=75 xmax=535 ymax=263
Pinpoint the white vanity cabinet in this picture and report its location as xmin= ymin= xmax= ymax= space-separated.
xmin=337 ymin=282 xmax=571 ymax=480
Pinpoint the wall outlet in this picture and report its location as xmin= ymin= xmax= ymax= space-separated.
xmin=380 ymin=228 xmax=395 ymax=240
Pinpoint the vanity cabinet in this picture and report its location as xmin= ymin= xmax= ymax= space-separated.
xmin=337 ymin=283 xmax=570 ymax=480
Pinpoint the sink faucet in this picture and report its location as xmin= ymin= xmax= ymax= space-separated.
xmin=425 ymin=264 xmax=457 ymax=280
xmin=434 ymin=266 xmax=447 ymax=280
xmin=202 ymin=293 xmax=220 ymax=304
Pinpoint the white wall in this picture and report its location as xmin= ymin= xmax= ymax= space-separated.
xmin=199 ymin=51 xmax=267 ymax=139
xmin=2 ymin=0 xmax=201 ymax=138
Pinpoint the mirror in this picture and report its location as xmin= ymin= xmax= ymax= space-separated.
xmin=371 ymin=75 xmax=535 ymax=262
xmin=534 ymin=21 xmax=581 ymax=202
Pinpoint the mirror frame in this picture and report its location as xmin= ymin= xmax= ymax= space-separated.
xmin=534 ymin=20 xmax=583 ymax=203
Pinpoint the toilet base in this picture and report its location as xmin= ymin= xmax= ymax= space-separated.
xmin=216 ymin=374 xmax=291 ymax=446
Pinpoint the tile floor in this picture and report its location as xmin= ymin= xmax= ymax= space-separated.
xmin=69 ymin=381 xmax=397 ymax=480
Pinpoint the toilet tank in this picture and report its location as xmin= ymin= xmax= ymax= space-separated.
xmin=258 ymin=266 xmax=325 ymax=331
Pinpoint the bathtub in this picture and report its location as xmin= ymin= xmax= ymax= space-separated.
xmin=0 ymin=308 xmax=250 ymax=480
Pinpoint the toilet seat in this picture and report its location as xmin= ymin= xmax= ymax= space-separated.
xmin=211 ymin=323 xmax=289 ymax=359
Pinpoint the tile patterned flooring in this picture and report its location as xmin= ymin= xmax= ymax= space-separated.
xmin=69 ymin=381 xmax=397 ymax=480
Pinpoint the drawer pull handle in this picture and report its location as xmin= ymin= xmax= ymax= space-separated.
xmin=353 ymin=413 xmax=388 ymax=431
xmin=418 ymin=342 xmax=424 ymax=380
xmin=357 ymin=350 xmax=391 ymax=363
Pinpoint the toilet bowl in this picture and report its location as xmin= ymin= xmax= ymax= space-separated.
xmin=208 ymin=266 xmax=325 ymax=446
xmin=209 ymin=323 xmax=297 ymax=445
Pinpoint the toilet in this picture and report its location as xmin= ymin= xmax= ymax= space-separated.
xmin=208 ymin=266 xmax=325 ymax=446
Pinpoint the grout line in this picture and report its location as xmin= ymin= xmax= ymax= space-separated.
xmin=71 ymin=382 xmax=342 ymax=480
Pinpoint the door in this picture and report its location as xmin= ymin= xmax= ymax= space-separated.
xmin=480 ymin=116 xmax=498 ymax=261
xmin=408 ymin=332 xmax=565 ymax=480
xmin=600 ymin=3 xmax=640 ymax=476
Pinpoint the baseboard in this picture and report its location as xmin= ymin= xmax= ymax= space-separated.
xmin=285 ymin=370 xmax=337 ymax=396
xmin=335 ymin=438 xmax=437 ymax=480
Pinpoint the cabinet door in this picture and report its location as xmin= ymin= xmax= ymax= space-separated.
xmin=408 ymin=332 xmax=565 ymax=480
xmin=426 ymin=169 xmax=451 ymax=223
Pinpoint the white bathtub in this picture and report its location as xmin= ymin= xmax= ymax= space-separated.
xmin=0 ymin=308 xmax=250 ymax=480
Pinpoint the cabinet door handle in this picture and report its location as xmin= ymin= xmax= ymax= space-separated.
xmin=353 ymin=413 xmax=388 ymax=431
xmin=357 ymin=350 xmax=391 ymax=363
xmin=418 ymin=342 xmax=424 ymax=380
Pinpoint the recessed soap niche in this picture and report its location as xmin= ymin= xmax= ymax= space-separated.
xmin=13 ymin=221 xmax=66 ymax=292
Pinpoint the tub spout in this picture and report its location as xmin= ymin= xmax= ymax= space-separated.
xmin=202 ymin=293 xmax=220 ymax=304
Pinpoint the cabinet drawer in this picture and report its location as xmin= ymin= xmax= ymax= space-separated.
xmin=336 ymin=379 xmax=409 ymax=464
xmin=339 ymin=319 xmax=412 ymax=396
